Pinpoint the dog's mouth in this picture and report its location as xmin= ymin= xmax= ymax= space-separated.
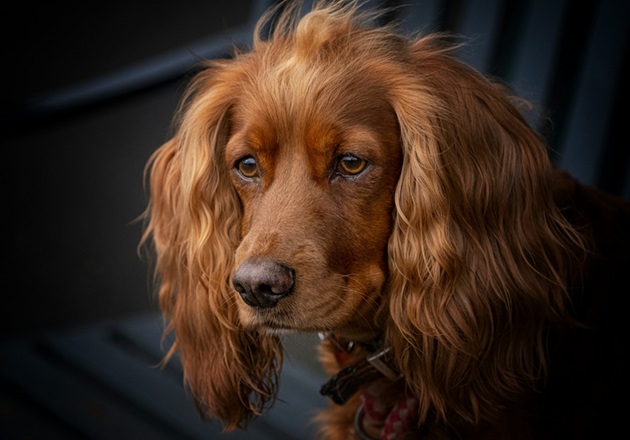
xmin=232 ymin=256 xmax=388 ymax=333
xmin=236 ymin=285 xmax=382 ymax=335
xmin=233 ymin=287 xmax=318 ymax=332
xmin=250 ymin=307 xmax=295 ymax=329
xmin=238 ymin=299 xmax=317 ymax=333
xmin=232 ymin=285 xmax=298 ymax=328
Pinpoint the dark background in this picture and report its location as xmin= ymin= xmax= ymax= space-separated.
xmin=2 ymin=0 xmax=260 ymax=336
xmin=0 ymin=0 xmax=628 ymax=438
xmin=2 ymin=0 xmax=629 ymax=338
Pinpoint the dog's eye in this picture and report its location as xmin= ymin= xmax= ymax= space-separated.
xmin=337 ymin=154 xmax=368 ymax=176
xmin=236 ymin=156 xmax=259 ymax=179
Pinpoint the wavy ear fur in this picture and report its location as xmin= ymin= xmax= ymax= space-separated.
xmin=387 ymin=35 xmax=583 ymax=424
xmin=140 ymin=63 xmax=282 ymax=430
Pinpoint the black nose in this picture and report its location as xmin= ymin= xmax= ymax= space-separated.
xmin=232 ymin=257 xmax=295 ymax=308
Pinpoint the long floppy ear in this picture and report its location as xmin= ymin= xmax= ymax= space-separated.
xmin=140 ymin=63 xmax=282 ymax=430
xmin=386 ymin=35 xmax=582 ymax=424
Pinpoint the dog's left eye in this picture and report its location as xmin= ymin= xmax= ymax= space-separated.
xmin=236 ymin=156 xmax=259 ymax=179
xmin=337 ymin=154 xmax=368 ymax=176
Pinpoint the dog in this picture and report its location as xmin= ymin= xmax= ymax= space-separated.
xmin=140 ymin=1 xmax=630 ymax=438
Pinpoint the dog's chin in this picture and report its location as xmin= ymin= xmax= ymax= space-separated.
xmin=237 ymin=302 xmax=331 ymax=334
xmin=237 ymin=304 xmax=299 ymax=333
xmin=242 ymin=316 xmax=304 ymax=336
xmin=259 ymin=325 xmax=300 ymax=337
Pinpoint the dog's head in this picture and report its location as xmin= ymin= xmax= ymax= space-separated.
xmin=141 ymin=0 xmax=580 ymax=430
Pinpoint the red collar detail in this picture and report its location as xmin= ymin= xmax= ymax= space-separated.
xmin=357 ymin=390 xmax=420 ymax=440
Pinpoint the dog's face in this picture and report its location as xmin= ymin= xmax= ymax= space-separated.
xmin=225 ymin=66 xmax=402 ymax=334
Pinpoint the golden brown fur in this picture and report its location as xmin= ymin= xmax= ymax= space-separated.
xmin=140 ymin=1 xmax=630 ymax=438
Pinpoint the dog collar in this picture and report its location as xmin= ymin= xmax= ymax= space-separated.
xmin=318 ymin=331 xmax=402 ymax=405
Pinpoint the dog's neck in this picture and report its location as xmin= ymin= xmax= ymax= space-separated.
xmin=318 ymin=331 xmax=401 ymax=402
xmin=318 ymin=331 xmax=419 ymax=439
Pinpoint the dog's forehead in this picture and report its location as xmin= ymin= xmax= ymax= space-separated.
xmin=231 ymin=114 xmax=381 ymax=162
xmin=232 ymin=69 xmax=391 ymax=144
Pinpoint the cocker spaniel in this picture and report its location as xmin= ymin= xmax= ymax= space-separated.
xmin=140 ymin=1 xmax=630 ymax=438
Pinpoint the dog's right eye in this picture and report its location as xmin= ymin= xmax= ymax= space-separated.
xmin=236 ymin=157 xmax=259 ymax=179
xmin=337 ymin=154 xmax=368 ymax=176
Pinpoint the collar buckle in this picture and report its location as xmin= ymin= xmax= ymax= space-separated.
xmin=319 ymin=332 xmax=402 ymax=405
xmin=366 ymin=347 xmax=402 ymax=382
